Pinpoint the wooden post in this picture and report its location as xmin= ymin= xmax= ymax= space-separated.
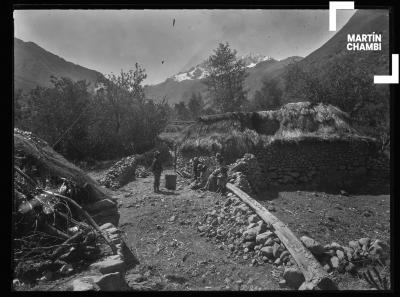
xmin=226 ymin=183 xmax=338 ymax=290
xmin=174 ymin=144 xmax=177 ymax=173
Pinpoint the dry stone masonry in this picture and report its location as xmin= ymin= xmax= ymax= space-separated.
xmin=100 ymin=156 xmax=139 ymax=189
xmin=68 ymin=222 xmax=136 ymax=291
xmin=228 ymin=153 xmax=264 ymax=194
xmin=254 ymin=138 xmax=389 ymax=193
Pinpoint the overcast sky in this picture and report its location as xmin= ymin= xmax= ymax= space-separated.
xmin=14 ymin=9 xmax=355 ymax=85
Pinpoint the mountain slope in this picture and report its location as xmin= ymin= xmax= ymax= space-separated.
xmin=297 ymin=9 xmax=389 ymax=73
xmin=144 ymin=55 xmax=302 ymax=105
xmin=146 ymin=9 xmax=389 ymax=106
xmin=14 ymin=38 xmax=104 ymax=92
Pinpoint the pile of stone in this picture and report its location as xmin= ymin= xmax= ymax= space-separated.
xmin=194 ymin=191 xmax=390 ymax=290
xmin=100 ymin=156 xmax=139 ymax=189
xmin=176 ymin=155 xmax=219 ymax=178
xmin=67 ymin=223 xmax=137 ymax=291
xmin=194 ymin=193 xmax=310 ymax=289
xmin=300 ymin=236 xmax=389 ymax=274
xmin=228 ymin=154 xmax=263 ymax=194
xmin=135 ymin=165 xmax=150 ymax=178
xmin=228 ymin=172 xmax=252 ymax=194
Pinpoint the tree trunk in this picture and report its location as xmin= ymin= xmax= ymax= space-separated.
xmin=226 ymin=183 xmax=338 ymax=290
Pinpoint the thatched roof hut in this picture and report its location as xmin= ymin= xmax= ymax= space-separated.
xmin=179 ymin=102 xmax=376 ymax=162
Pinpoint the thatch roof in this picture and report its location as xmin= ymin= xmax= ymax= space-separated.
xmin=178 ymin=102 xmax=377 ymax=161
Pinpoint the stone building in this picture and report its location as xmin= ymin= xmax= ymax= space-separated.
xmin=178 ymin=102 xmax=389 ymax=194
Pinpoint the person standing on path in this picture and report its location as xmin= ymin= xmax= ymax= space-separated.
xmin=191 ymin=157 xmax=200 ymax=181
xmin=216 ymin=166 xmax=228 ymax=194
xmin=202 ymin=152 xmax=225 ymax=192
xmin=150 ymin=151 xmax=163 ymax=193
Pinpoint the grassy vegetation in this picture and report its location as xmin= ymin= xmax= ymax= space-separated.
xmin=178 ymin=102 xmax=377 ymax=162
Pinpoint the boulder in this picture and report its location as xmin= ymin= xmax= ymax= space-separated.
xmin=272 ymin=243 xmax=285 ymax=258
xmin=283 ymin=267 xmax=305 ymax=289
xmin=255 ymin=222 xmax=268 ymax=235
xmin=248 ymin=214 xmax=259 ymax=224
xmin=95 ymin=272 xmax=127 ymax=291
xmin=323 ymin=263 xmax=332 ymax=272
xmin=69 ymin=277 xmax=98 ymax=291
xmin=280 ymin=250 xmax=290 ymax=261
xmin=260 ymin=246 xmax=274 ymax=259
xmin=243 ymin=241 xmax=256 ymax=250
xmin=90 ymin=256 xmax=126 ymax=274
xmin=298 ymin=282 xmax=316 ymax=290
xmin=300 ymin=236 xmax=325 ymax=256
xmin=247 ymin=223 xmax=257 ymax=230
xmin=327 ymin=242 xmax=343 ymax=251
xmin=358 ymin=238 xmax=371 ymax=247
xmin=242 ymin=227 xmax=258 ymax=242
xmin=264 ymin=237 xmax=275 ymax=246
xmin=344 ymin=246 xmax=354 ymax=261
xmin=100 ymin=223 xmax=115 ymax=230
xmin=330 ymin=256 xmax=340 ymax=269
xmin=255 ymin=231 xmax=274 ymax=245
xmin=105 ymin=227 xmax=120 ymax=235
xmin=336 ymin=250 xmax=345 ymax=261
xmin=126 ymin=273 xmax=147 ymax=285
xmin=349 ymin=240 xmax=361 ymax=251
xmin=370 ymin=239 xmax=389 ymax=255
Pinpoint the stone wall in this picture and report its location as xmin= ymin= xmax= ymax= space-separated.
xmin=254 ymin=138 xmax=389 ymax=194
xmin=177 ymin=136 xmax=389 ymax=194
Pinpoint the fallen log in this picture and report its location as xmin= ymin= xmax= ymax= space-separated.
xmin=226 ymin=183 xmax=338 ymax=290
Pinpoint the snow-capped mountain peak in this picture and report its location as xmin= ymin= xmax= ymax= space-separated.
xmin=240 ymin=53 xmax=272 ymax=68
xmin=172 ymin=53 xmax=272 ymax=82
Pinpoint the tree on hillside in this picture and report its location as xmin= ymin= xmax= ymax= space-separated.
xmin=96 ymin=63 xmax=147 ymax=135
xmin=14 ymin=89 xmax=29 ymax=129
xmin=284 ymin=53 xmax=390 ymax=151
xmin=284 ymin=62 xmax=329 ymax=104
xmin=94 ymin=64 xmax=170 ymax=155
xmin=174 ymin=101 xmax=190 ymax=120
xmin=204 ymin=42 xmax=248 ymax=113
xmin=188 ymin=92 xmax=204 ymax=119
xmin=22 ymin=77 xmax=93 ymax=159
xmin=252 ymin=79 xmax=283 ymax=111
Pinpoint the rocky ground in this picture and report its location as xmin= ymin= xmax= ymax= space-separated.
xmin=255 ymin=190 xmax=390 ymax=248
xmin=21 ymin=166 xmax=390 ymax=291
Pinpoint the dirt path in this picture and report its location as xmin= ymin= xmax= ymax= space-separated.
xmin=97 ymin=169 xmax=282 ymax=290
xmin=26 ymin=167 xmax=389 ymax=291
